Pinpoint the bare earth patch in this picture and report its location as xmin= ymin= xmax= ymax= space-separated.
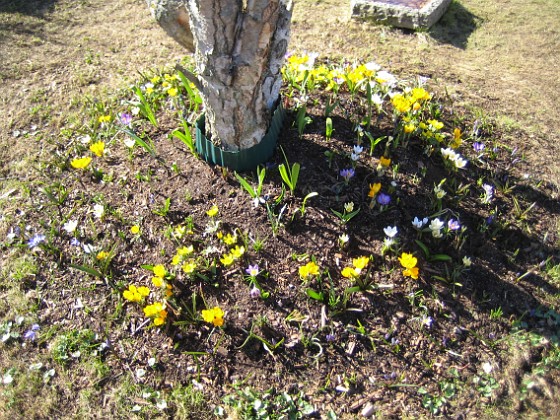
xmin=1 ymin=0 xmax=559 ymax=419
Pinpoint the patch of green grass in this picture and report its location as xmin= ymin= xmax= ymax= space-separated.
xmin=546 ymin=261 xmax=560 ymax=285
xmin=50 ymin=328 xmax=102 ymax=366
xmin=0 ymin=345 xmax=59 ymax=418
xmin=169 ymin=384 xmax=212 ymax=419
xmin=216 ymin=385 xmax=316 ymax=418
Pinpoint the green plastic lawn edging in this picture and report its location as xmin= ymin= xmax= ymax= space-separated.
xmin=195 ymin=99 xmax=285 ymax=171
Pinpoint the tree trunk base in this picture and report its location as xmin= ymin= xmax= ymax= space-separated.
xmin=195 ymin=98 xmax=285 ymax=171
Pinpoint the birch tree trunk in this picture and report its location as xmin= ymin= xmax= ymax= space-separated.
xmin=147 ymin=0 xmax=293 ymax=151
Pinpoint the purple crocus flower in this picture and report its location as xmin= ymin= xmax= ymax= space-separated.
xmin=70 ymin=237 xmax=81 ymax=247
xmin=339 ymin=168 xmax=355 ymax=182
xmin=119 ymin=112 xmax=133 ymax=126
xmin=447 ymin=219 xmax=461 ymax=230
xmin=250 ymin=286 xmax=261 ymax=299
xmin=24 ymin=324 xmax=40 ymax=341
xmin=325 ymin=333 xmax=336 ymax=342
xmin=245 ymin=264 xmax=260 ymax=277
xmin=473 ymin=142 xmax=485 ymax=152
xmin=27 ymin=234 xmax=46 ymax=248
xmin=377 ymin=193 xmax=391 ymax=206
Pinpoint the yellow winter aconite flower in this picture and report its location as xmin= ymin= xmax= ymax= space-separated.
xmin=403 ymin=266 xmax=419 ymax=280
xmin=451 ymin=128 xmax=462 ymax=149
xmin=130 ymin=225 xmax=140 ymax=234
xmin=151 ymin=276 xmax=163 ymax=288
xmin=96 ymin=250 xmax=110 ymax=260
xmin=70 ymin=157 xmax=92 ymax=169
xmin=398 ymin=252 xmax=418 ymax=269
xmin=150 ymin=75 xmax=161 ymax=84
xmin=411 ymin=87 xmax=431 ymax=102
xmin=341 ymin=267 xmax=357 ymax=278
xmin=222 ymin=233 xmax=237 ymax=246
xmin=230 ymin=245 xmax=245 ymax=259
xmin=427 ymin=119 xmax=444 ymax=130
xmin=220 ymin=254 xmax=234 ymax=267
xmin=177 ymin=245 xmax=194 ymax=256
xmin=299 ymin=261 xmax=320 ymax=278
xmin=153 ymin=264 xmax=166 ymax=278
xmin=352 ymin=256 xmax=369 ymax=270
xmin=391 ymin=95 xmax=412 ymax=113
xmin=368 ymin=183 xmax=382 ymax=198
xmin=143 ymin=302 xmax=167 ymax=326
xmin=398 ymin=252 xmax=420 ymax=279
xmin=379 ymin=156 xmax=391 ymax=167
xmin=201 ymin=306 xmax=224 ymax=327
xmin=98 ymin=115 xmax=112 ymax=124
xmin=404 ymin=123 xmax=416 ymax=134
xmin=123 ymin=285 xmax=145 ymax=302
xmin=167 ymin=87 xmax=178 ymax=97
xmin=89 ymin=141 xmax=105 ymax=157
xmin=206 ymin=205 xmax=219 ymax=217
xmin=182 ymin=261 xmax=197 ymax=274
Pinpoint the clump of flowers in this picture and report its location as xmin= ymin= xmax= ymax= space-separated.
xmin=220 ymin=245 xmax=245 ymax=267
xmin=441 ymin=148 xmax=468 ymax=170
xmin=382 ymin=225 xmax=399 ymax=253
xmin=299 ymin=261 xmax=320 ymax=280
xmin=123 ymin=284 xmax=150 ymax=302
xmin=398 ymin=252 xmax=419 ymax=279
xmin=245 ymin=264 xmax=269 ymax=299
xmin=481 ymin=184 xmax=494 ymax=204
xmin=341 ymin=256 xmax=370 ymax=279
xmin=429 ymin=218 xmax=445 ymax=238
xmin=350 ymin=144 xmax=364 ymax=164
xmin=412 ymin=216 xmax=429 ymax=230
xmin=201 ymin=306 xmax=225 ymax=327
xmin=143 ymin=302 xmax=168 ymax=326
xmin=340 ymin=168 xmax=355 ymax=184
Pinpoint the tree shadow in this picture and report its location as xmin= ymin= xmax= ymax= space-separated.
xmin=429 ymin=0 xmax=482 ymax=49
xmin=0 ymin=0 xmax=58 ymax=16
xmin=262 ymin=107 xmax=560 ymax=346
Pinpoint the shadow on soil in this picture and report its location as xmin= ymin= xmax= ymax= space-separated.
xmin=0 ymin=0 xmax=58 ymax=16
xmin=271 ymin=109 xmax=560 ymax=344
xmin=429 ymin=0 xmax=481 ymax=49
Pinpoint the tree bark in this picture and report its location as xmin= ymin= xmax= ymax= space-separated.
xmin=147 ymin=0 xmax=293 ymax=151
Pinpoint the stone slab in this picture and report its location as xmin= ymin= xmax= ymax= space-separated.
xmin=351 ymin=0 xmax=452 ymax=30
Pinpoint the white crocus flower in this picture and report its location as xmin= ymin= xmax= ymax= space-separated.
xmin=63 ymin=220 xmax=78 ymax=234
xmin=412 ymin=217 xmax=427 ymax=229
xmin=383 ymin=226 xmax=398 ymax=238
xmin=429 ymin=218 xmax=444 ymax=238
xmin=454 ymin=157 xmax=468 ymax=169
xmin=92 ymin=204 xmax=105 ymax=219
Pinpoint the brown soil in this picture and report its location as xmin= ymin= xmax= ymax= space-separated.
xmin=1 ymin=0 xmax=559 ymax=418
